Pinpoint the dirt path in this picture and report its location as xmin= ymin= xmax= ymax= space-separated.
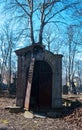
xmin=0 ymin=95 xmax=82 ymax=130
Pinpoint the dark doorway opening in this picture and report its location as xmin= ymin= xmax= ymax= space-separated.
xmin=30 ymin=60 xmax=52 ymax=110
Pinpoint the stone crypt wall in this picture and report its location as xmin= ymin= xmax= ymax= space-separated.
xmin=16 ymin=44 xmax=63 ymax=109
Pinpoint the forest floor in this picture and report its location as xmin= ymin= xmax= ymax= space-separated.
xmin=0 ymin=93 xmax=82 ymax=130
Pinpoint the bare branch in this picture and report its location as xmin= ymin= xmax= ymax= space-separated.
xmin=15 ymin=0 xmax=30 ymax=16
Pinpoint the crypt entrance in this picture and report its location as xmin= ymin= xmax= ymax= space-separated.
xmin=29 ymin=60 xmax=52 ymax=109
xmin=15 ymin=43 xmax=63 ymax=109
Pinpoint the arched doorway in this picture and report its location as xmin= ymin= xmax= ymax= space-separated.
xmin=30 ymin=60 xmax=52 ymax=109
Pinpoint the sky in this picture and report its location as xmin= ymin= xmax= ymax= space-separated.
xmin=0 ymin=0 xmax=82 ymax=86
xmin=0 ymin=0 xmax=81 ymax=48
xmin=0 ymin=0 xmax=82 ymax=69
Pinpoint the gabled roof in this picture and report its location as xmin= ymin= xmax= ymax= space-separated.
xmin=15 ymin=43 xmax=45 ymax=55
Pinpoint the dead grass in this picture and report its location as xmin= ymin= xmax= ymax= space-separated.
xmin=0 ymin=94 xmax=82 ymax=130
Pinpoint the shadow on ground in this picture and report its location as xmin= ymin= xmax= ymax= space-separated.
xmin=29 ymin=99 xmax=82 ymax=118
xmin=0 ymin=92 xmax=82 ymax=119
xmin=8 ymin=98 xmax=82 ymax=119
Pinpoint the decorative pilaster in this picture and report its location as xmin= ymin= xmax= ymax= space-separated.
xmin=52 ymin=55 xmax=63 ymax=108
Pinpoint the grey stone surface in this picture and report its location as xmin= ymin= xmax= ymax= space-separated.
xmin=24 ymin=111 xmax=34 ymax=118
xmin=34 ymin=113 xmax=47 ymax=118
xmin=16 ymin=44 xmax=63 ymax=109
xmin=0 ymin=124 xmax=8 ymax=130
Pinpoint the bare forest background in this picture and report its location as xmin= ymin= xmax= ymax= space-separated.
xmin=0 ymin=0 xmax=82 ymax=93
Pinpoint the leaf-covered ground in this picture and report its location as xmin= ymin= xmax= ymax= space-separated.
xmin=0 ymin=95 xmax=82 ymax=130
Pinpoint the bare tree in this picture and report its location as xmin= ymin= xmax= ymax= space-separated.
xmin=2 ymin=0 xmax=82 ymax=45
xmin=43 ymin=26 xmax=58 ymax=51
xmin=66 ymin=24 xmax=82 ymax=92
xmin=0 ymin=22 xmax=16 ymax=88
xmin=75 ymin=60 xmax=82 ymax=87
